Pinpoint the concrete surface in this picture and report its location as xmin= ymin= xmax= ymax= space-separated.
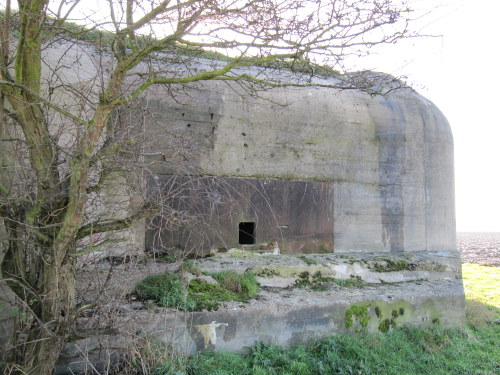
xmin=55 ymin=250 xmax=465 ymax=373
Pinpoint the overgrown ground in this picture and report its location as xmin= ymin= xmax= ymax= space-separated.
xmin=146 ymin=263 xmax=500 ymax=375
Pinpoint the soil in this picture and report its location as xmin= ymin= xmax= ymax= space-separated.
xmin=458 ymin=232 xmax=500 ymax=267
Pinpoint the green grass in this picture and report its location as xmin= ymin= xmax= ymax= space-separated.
xmin=152 ymin=324 xmax=499 ymax=375
xmin=148 ymin=263 xmax=500 ymax=375
xmin=136 ymin=270 xmax=259 ymax=312
xmin=462 ymin=263 xmax=500 ymax=308
xmin=135 ymin=273 xmax=195 ymax=311
xmin=206 ymin=270 xmax=260 ymax=298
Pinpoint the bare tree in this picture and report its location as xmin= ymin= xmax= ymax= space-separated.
xmin=0 ymin=0 xmax=416 ymax=372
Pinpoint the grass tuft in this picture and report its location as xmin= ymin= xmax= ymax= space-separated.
xmin=135 ymin=273 xmax=194 ymax=311
xmin=136 ymin=270 xmax=259 ymax=312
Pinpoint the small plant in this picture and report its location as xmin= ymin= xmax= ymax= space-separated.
xmin=294 ymin=270 xmax=335 ymax=291
xmin=253 ymin=268 xmax=279 ymax=277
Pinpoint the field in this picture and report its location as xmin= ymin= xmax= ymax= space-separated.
xmin=147 ymin=233 xmax=500 ymax=375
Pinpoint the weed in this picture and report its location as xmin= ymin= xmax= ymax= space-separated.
xmin=295 ymin=270 xmax=334 ymax=289
xmin=155 ymin=254 xmax=178 ymax=263
xmin=136 ymin=270 xmax=259 ymax=311
xmin=253 ymin=268 xmax=280 ymax=277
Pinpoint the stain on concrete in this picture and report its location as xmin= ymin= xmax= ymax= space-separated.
xmin=377 ymin=98 xmax=406 ymax=252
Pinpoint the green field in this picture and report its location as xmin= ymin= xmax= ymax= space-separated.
xmin=145 ymin=263 xmax=500 ymax=375
xmin=462 ymin=263 xmax=500 ymax=309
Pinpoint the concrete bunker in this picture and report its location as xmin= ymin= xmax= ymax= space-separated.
xmin=141 ymin=79 xmax=456 ymax=255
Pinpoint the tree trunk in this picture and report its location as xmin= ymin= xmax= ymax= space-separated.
xmin=3 ymin=236 xmax=76 ymax=375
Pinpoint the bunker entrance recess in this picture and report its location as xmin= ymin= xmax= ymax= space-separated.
xmin=145 ymin=175 xmax=334 ymax=254
xmin=239 ymin=222 xmax=256 ymax=245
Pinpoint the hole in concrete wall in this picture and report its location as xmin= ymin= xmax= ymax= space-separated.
xmin=210 ymin=113 xmax=214 ymax=120
xmin=187 ymin=123 xmax=191 ymax=128
xmin=239 ymin=222 xmax=255 ymax=245
xmin=243 ymin=143 xmax=248 ymax=148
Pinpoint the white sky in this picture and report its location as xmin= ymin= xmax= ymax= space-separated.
xmin=364 ymin=0 xmax=499 ymax=232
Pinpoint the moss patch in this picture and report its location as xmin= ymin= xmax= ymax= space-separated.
xmin=370 ymin=258 xmax=409 ymax=272
xmin=345 ymin=303 xmax=371 ymax=333
xmin=252 ymin=265 xmax=335 ymax=279
xmin=332 ymin=277 xmax=366 ymax=288
xmin=298 ymin=256 xmax=318 ymax=265
xmin=378 ymin=318 xmax=391 ymax=333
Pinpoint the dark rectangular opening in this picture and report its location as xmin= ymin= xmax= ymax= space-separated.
xmin=239 ymin=222 xmax=255 ymax=244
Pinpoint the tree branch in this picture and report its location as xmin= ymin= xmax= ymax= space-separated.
xmin=75 ymin=203 xmax=154 ymax=240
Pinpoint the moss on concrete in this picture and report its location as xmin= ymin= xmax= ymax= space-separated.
xmin=252 ymin=265 xmax=335 ymax=279
xmin=345 ymin=303 xmax=371 ymax=333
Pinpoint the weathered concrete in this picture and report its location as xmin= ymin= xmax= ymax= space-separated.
xmin=55 ymin=250 xmax=465 ymax=373
xmin=141 ymin=79 xmax=455 ymax=254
